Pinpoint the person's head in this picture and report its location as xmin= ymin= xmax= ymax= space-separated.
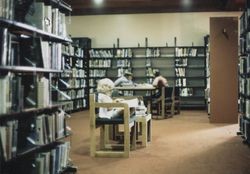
xmin=154 ymin=70 xmax=160 ymax=77
xmin=124 ymin=71 xmax=133 ymax=81
xmin=97 ymin=78 xmax=114 ymax=96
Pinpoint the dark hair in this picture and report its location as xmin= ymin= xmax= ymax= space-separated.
xmin=154 ymin=71 xmax=160 ymax=77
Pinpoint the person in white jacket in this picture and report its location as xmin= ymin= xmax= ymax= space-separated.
xmin=114 ymin=71 xmax=134 ymax=87
xmin=97 ymin=78 xmax=123 ymax=119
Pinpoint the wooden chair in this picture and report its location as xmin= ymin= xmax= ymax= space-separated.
xmin=174 ymin=87 xmax=181 ymax=115
xmin=89 ymin=94 xmax=136 ymax=158
xmin=151 ymin=87 xmax=175 ymax=119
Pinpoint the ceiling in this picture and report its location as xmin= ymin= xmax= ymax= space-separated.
xmin=65 ymin=0 xmax=246 ymax=16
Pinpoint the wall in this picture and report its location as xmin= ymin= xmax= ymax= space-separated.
xmin=67 ymin=12 xmax=241 ymax=48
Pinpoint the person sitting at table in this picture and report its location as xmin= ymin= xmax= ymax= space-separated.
xmin=97 ymin=78 xmax=124 ymax=119
xmin=152 ymin=70 xmax=168 ymax=98
xmin=97 ymin=78 xmax=140 ymax=118
xmin=114 ymin=71 xmax=134 ymax=87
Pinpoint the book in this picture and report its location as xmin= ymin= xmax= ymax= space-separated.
xmin=0 ymin=28 xmax=8 ymax=66
xmin=41 ymin=40 xmax=51 ymax=69
xmin=0 ymin=74 xmax=11 ymax=114
xmin=0 ymin=126 xmax=7 ymax=161
xmin=37 ymin=77 xmax=50 ymax=108
xmin=25 ymin=2 xmax=45 ymax=30
xmin=20 ymin=37 xmax=43 ymax=68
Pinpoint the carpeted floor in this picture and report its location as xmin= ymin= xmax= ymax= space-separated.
xmin=68 ymin=110 xmax=250 ymax=174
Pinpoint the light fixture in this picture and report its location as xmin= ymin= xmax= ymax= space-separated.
xmin=94 ymin=0 xmax=103 ymax=5
xmin=182 ymin=0 xmax=191 ymax=7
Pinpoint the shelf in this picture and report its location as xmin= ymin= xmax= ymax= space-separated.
xmin=59 ymin=76 xmax=86 ymax=79
xmin=62 ymin=53 xmax=86 ymax=59
xmin=89 ymin=57 xmax=113 ymax=59
xmin=132 ymin=56 xmax=175 ymax=59
xmin=180 ymin=96 xmax=205 ymax=98
xmin=180 ymin=104 xmax=206 ymax=109
xmin=60 ymin=97 xmax=86 ymax=102
xmin=60 ymin=165 xmax=78 ymax=174
xmin=0 ymin=103 xmax=67 ymax=119
xmin=0 ymin=18 xmax=72 ymax=43
xmin=177 ymin=86 xmax=205 ymax=88
xmin=7 ymin=133 xmax=71 ymax=163
xmin=59 ymin=87 xmax=86 ymax=90
xmin=89 ymin=67 xmax=110 ymax=69
xmin=65 ymin=66 xmax=86 ymax=70
xmin=0 ymin=66 xmax=63 ymax=73
xmin=89 ymin=76 xmax=107 ymax=79
xmin=89 ymin=45 xmax=206 ymax=109
xmin=175 ymin=66 xmax=205 ymax=69
xmin=176 ymin=76 xmax=205 ymax=79
xmin=114 ymin=57 xmax=132 ymax=59
xmin=175 ymin=56 xmax=205 ymax=59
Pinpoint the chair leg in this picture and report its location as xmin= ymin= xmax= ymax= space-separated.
xmin=100 ymin=126 xmax=105 ymax=150
xmin=124 ymin=124 xmax=130 ymax=157
xmin=90 ymin=125 xmax=96 ymax=157
xmin=131 ymin=122 xmax=136 ymax=150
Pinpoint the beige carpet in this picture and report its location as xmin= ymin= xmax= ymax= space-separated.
xmin=68 ymin=110 xmax=250 ymax=174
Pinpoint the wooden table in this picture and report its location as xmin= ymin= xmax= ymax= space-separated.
xmin=115 ymin=85 xmax=156 ymax=113
xmin=135 ymin=114 xmax=152 ymax=147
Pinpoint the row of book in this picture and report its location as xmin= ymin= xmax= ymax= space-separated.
xmin=176 ymin=48 xmax=198 ymax=57
xmin=25 ymin=2 xmax=67 ymax=37
xmin=176 ymin=78 xmax=187 ymax=87
xmin=63 ymin=57 xmax=86 ymax=69
xmin=115 ymin=49 xmax=133 ymax=58
xmin=60 ymin=70 xmax=86 ymax=78
xmin=58 ymin=89 xmax=85 ymax=101
xmin=146 ymin=48 xmax=161 ymax=57
xmin=239 ymin=56 xmax=250 ymax=74
xmin=117 ymin=59 xmax=131 ymax=67
xmin=0 ymin=28 xmax=63 ymax=69
xmin=59 ymin=79 xmax=86 ymax=89
xmin=0 ymin=120 xmax=18 ymax=161
xmin=0 ymin=110 xmax=68 ymax=161
xmin=175 ymin=68 xmax=186 ymax=77
xmin=27 ymin=111 xmax=67 ymax=146
xmin=31 ymin=142 xmax=71 ymax=174
xmin=240 ymin=9 xmax=250 ymax=35
xmin=0 ymin=74 xmax=51 ymax=114
xmin=62 ymin=44 xmax=85 ymax=58
xmin=146 ymin=67 xmax=155 ymax=77
xmin=71 ymin=69 xmax=86 ymax=78
xmin=89 ymin=59 xmax=111 ymax=68
xmin=239 ymin=78 xmax=250 ymax=95
xmin=245 ymin=100 xmax=250 ymax=119
xmin=89 ymin=69 xmax=107 ymax=77
xmin=146 ymin=59 xmax=152 ymax=67
xmin=180 ymin=88 xmax=193 ymax=97
xmin=0 ymin=0 xmax=14 ymax=20
xmin=175 ymin=58 xmax=188 ymax=67
xmin=89 ymin=49 xmax=113 ymax=58
xmin=89 ymin=79 xmax=98 ymax=87
xmin=73 ymin=99 xmax=87 ymax=110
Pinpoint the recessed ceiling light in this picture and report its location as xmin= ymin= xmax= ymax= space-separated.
xmin=94 ymin=0 xmax=103 ymax=5
xmin=182 ymin=0 xmax=191 ymax=7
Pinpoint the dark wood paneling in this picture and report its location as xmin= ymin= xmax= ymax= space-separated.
xmin=65 ymin=0 xmax=245 ymax=16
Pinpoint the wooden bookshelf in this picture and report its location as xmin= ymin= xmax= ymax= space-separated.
xmin=0 ymin=0 xmax=77 ymax=173
xmin=89 ymin=45 xmax=206 ymax=109
xmin=238 ymin=4 xmax=250 ymax=144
